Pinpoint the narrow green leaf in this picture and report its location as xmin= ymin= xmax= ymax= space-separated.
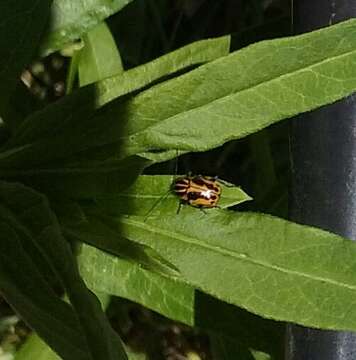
xmin=110 ymin=19 xmax=356 ymax=161
xmin=79 ymin=243 xmax=194 ymax=325
xmin=0 ymin=86 xmax=97 ymax=162
xmin=51 ymin=198 xmax=87 ymax=226
xmin=79 ymin=22 xmax=123 ymax=86
xmin=251 ymin=351 xmax=272 ymax=360
xmin=0 ymin=181 xmax=127 ymax=360
xmin=65 ymin=213 xmax=179 ymax=278
xmin=96 ymin=36 xmax=231 ymax=106
xmin=96 ymin=175 xmax=251 ymax=216
xmin=66 ymin=51 xmax=81 ymax=94
xmin=0 ymin=221 xmax=89 ymax=360
xmin=41 ymin=0 xmax=134 ymax=55
xmin=15 ymin=333 xmax=61 ymax=360
xmin=119 ymin=210 xmax=356 ymax=331
xmin=126 ymin=350 xmax=147 ymax=360
xmin=10 ymin=35 xmax=230 ymax=149
xmin=1 ymin=36 xmax=229 ymax=169
xmin=77 ymin=244 xmax=284 ymax=358
xmin=0 ymin=89 xmax=147 ymax=199
xmin=0 ymin=0 xmax=52 ymax=115
xmin=0 ymin=92 xmax=148 ymax=199
xmin=3 ymin=156 xmax=147 ymax=199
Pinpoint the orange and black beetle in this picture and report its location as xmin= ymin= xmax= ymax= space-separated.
xmin=173 ymin=175 xmax=221 ymax=210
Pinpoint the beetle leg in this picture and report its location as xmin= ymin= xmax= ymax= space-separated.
xmin=176 ymin=201 xmax=183 ymax=214
xmin=199 ymin=207 xmax=208 ymax=214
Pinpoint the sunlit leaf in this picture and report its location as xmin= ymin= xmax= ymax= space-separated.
xmin=41 ymin=0 xmax=134 ymax=55
xmin=96 ymin=35 xmax=231 ymax=106
xmin=96 ymin=175 xmax=251 ymax=216
xmin=110 ymin=19 xmax=356 ymax=162
xmin=79 ymin=21 xmax=123 ymax=86
xmin=118 ymin=210 xmax=356 ymax=331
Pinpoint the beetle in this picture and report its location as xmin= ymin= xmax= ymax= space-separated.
xmin=173 ymin=175 xmax=222 ymax=212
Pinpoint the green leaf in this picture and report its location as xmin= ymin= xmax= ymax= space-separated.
xmin=118 ymin=210 xmax=356 ymax=331
xmin=0 ymin=221 xmax=89 ymax=360
xmin=111 ymin=19 xmax=356 ymax=162
xmin=0 ymin=86 xmax=98 ymax=166
xmin=15 ymin=333 xmax=61 ymax=360
xmin=0 ymin=36 xmax=230 ymax=170
xmin=41 ymin=0 xmax=134 ymax=55
xmin=0 ymin=181 xmax=127 ymax=360
xmin=79 ymin=22 xmax=123 ymax=86
xmin=126 ymin=349 xmax=147 ymax=360
xmin=8 ymin=156 xmax=147 ymax=199
xmin=0 ymin=89 xmax=147 ymax=198
xmin=77 ymin=244 xmax=284 ymax=359
xmin=96 ymin=175 xmax=251 ymax=216
xmin=251 ymin=351 xmax=272 ymax=360
xmin=79 ymin=243 xmax=194 ymax=324
xmin=0 ymin=0 xmax=52 ymax=116
xmin=65 ymin=212 xmax=179 ymax=277
xmin=96 ymin=35 xmax=231 ymax=107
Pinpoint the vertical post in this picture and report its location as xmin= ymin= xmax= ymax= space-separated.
xmin=287 ymin=0 xmax=356 ymax=359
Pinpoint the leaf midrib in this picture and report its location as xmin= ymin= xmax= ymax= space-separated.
xmin=124 ymin=217 xmax=356 ymax=291
xmin=137 ymin=44 xmax=356 ymax=136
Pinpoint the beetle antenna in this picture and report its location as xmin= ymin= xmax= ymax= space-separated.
xmin=144 ymin=189 xmax=171 ymax=222
xmin=174 ymin=149 xmax=179 ymax=179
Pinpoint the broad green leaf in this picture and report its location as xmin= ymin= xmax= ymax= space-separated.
xmin=109 ymin=19 xmax=356 ymax=162
xmin=0 ymin=0 xmax=51 ymax=116
xmin=41 ymin=0 xmax=134 ymax=55
xmin=96 ymin=175 xmax=251 ymax=216
xmin=15 ymin=333 xmax=61 ymax=360
xmin=79 ymin=22 xmax=123 ymax=86
xmin=118 ymin=210 xmax=356 ymax=331
xmin=0 ymin=181 xmax=127 ymax=360
xmin=96 ymin=36 xmax=231 ymax=106
xmin=78 ymin=244 xmax=284 ymax=359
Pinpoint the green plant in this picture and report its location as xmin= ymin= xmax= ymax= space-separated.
xmin=2 ymin=1 xmax=356 ymax=360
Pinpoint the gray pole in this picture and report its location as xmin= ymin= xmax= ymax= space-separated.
xmin=287 ymin=1 xmax=356 ymax=359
